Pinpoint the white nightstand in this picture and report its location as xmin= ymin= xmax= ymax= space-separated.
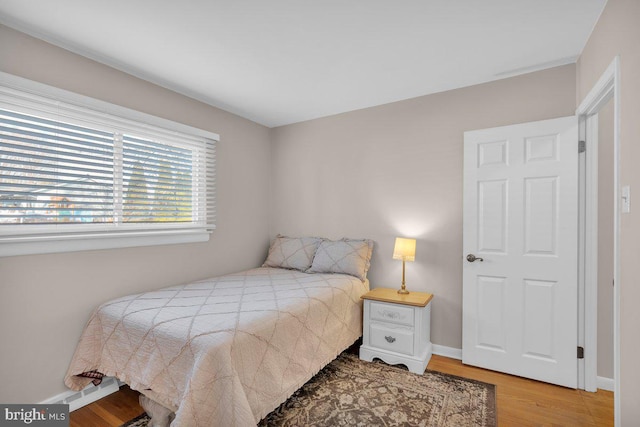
xmin=359 ymin=288 xmax=433 ymax=374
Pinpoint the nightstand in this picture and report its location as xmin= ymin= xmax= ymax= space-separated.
xmin=359 ymin=288 xmax=433 ymax=374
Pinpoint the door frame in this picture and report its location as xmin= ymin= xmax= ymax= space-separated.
xmin=576 ymin=56 xmax=620 ymax=424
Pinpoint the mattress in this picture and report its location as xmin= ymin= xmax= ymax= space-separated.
xmin=64 ymin=267 xmax=368 ymax=426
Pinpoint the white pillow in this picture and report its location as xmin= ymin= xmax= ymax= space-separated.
xmin=262 ymin=235 xmax=322 ymax=271
xmin=308 ymin=238 xmax=374 ymax=281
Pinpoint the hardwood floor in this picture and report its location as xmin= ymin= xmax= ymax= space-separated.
xmin=427 ymin=355 xmax=613 ymax=426
xmin=70 ymin=386 xmax=144 ymax=427
xmin=70 ymin=354 xmax=613 ymax=426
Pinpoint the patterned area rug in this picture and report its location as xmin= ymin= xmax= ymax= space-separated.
xmin=122 ymin=353 xmax=496 ymax=427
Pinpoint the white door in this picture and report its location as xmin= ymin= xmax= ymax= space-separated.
xmin=462 ymin=116 xmax=579 ymax=388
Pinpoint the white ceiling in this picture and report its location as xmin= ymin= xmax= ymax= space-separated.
xmin=0 ymin=1 xmax=607 ymax=127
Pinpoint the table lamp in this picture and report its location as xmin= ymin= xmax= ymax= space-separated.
xmin=393 ymin=237 xmax=416 ymax=294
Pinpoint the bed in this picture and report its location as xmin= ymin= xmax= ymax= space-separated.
xmin=65 ymin=236 xmax=373 ymax=426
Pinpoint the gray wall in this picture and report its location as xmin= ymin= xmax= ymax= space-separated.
xmin=270 ymin=65 xmax=576 ymax=350
xmin=0 ymin=24 xmax=272 ymax=403
xmin=577 ymin=0 xmax=640 ymax=420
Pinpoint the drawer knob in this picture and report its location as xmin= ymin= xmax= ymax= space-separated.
xmin=385 ymin=335 xmax=396 ymax=343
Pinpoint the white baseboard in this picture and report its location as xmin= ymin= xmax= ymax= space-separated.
xmin=39 ymin=377 xmax=120 ymax=412
xmin=432 ymin=344 xmax=462 ymax=360
xmin=597 ymin=376 xmax=614 ymax=392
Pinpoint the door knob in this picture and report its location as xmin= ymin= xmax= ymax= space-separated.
xmin=466 ymin=254 xmax=484 ymax=262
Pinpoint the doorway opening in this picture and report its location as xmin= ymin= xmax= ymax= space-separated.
xmin=577 ymin=56 xmax=620 ymax=424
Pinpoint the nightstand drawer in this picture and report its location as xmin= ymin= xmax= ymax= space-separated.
xmin=370 ymin=301 xmax=414 ymax=327
xmin=370 ymin=323 xmax=414 ymax=355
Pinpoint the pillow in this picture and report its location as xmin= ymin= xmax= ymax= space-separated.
xmin=262 ymin=235 xmax=322 ymax=271
xmin=308 ymin=238 xmax=374 ymax=281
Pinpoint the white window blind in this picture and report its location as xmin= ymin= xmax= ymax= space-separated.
xmin=0 ymin=75 xmax=217 ymax=256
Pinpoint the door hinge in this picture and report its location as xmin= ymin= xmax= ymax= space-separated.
xmin=577 ymin=346 xmax=585 ymax=359
xmin=579 ymin=140 xmax=586 ymax=153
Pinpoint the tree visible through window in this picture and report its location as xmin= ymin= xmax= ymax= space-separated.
xmin=121 ymin=138 xmax=194 ymax=224
xmin=0 ymin=110 xmax=207 ymax=226
xmin=154 ymin=162 xmax=192 ymax=222
xmin=0 ymin=84 xmax=215 ymax=242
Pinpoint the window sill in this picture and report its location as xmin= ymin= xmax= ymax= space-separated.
xmin=0 ymin=229 xmax=211 ymax=257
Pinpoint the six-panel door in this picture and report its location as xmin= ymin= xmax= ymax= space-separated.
xmin=462 ymin=116 xmax=579 ymax=388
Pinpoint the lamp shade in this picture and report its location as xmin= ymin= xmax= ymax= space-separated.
xmin=392 ymin=237 xmax=416 ymax=262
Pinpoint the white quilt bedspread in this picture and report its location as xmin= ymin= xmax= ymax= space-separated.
xmin=65 ymin=267 xmax=368 ymax=426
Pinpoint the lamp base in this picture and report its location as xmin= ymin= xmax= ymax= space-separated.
xmin=397 ymin=288 xmax=409 ymax=295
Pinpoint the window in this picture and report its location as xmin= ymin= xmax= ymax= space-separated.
xmin=0 ymin=73 xmax=218 ymax=256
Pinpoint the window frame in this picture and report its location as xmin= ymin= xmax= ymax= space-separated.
xmin=0 ymin=72 xmax=219 ymax=257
